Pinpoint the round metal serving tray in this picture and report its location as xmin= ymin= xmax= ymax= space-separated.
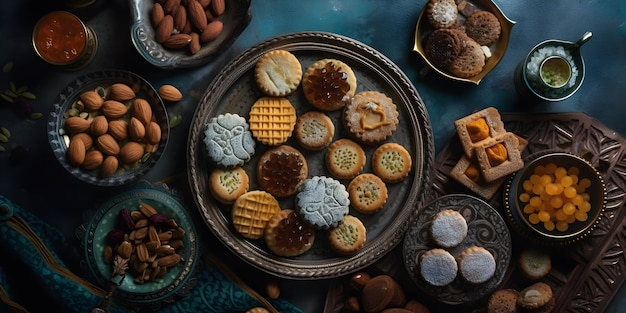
xmin=187 ymin=31 xmax=434 ymax=279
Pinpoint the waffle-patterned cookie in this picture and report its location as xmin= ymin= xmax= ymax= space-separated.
xmin=248 ymin=97 xmax=297 ymax=146
xmin=231 ymin=190 xmax=281 ymax=239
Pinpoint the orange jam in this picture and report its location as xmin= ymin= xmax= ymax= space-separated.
xmin=33 ymin=11 xmax=87 ymax=64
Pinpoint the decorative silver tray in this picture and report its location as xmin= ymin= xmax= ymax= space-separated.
xmin=186 ymin=32 xmax=435 ymax=279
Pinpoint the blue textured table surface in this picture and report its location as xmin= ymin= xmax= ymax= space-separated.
xmin=1 ymin=0 xmax=626 ymax=312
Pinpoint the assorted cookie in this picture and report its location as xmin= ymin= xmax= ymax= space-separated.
xmin=203 ymin=50 xmax=409 ymax=259
xmin=419 ymin=248 xmax=458 ymax=286
xmin=457 ymin=246 xmax=496 ymax=284
xmin=422 ymin=0 xmax=503 ymax=78
xmin=430 ymin=209 xmax=468 ymax=248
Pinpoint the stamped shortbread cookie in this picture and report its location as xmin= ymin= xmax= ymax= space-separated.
xmin=295 ymin=176 xmax=349 ymax=229
xmin=203 ymin=113 xmax=256 ymax=167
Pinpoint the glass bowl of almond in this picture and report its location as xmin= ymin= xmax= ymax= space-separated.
xmin=81 ymin=187 xmax=199 ymax=306
xmin=48 ymin=70 xmax=169 ymax=186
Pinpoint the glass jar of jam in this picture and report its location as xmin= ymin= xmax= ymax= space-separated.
xmin=32 ymin=11 xmax=97 ymax=70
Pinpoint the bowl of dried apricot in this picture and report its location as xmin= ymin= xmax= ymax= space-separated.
xmin=503 ymin=151 xmax=606 ymax=246
xmin=48 ymin=70 xmax=169 ymax=186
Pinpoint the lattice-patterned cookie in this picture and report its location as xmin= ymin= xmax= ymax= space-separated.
xmin=248 ymin=97 xmax=297 ymax=146
xmin=231 ymin=190 xmax=281 ymax=239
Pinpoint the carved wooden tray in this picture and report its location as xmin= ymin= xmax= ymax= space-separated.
xmin=324 ymin=112 xmax=626 ymax=312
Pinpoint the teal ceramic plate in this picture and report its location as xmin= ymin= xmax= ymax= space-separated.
xmin=83 ymin=188 xmax=198 ymax=304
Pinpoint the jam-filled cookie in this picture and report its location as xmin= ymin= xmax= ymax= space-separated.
xmin=264 ymin=209 xmax=315 ymax=257
xmin=343 ymin=91 xmax=399 ymax=145
xmin=256 ymin=145 xmax=308 ymax=198
xmin=302 ymin=59 xmax=357 ymax=111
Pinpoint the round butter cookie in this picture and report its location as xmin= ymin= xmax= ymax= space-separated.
xmin=325 ymin=138 xmax=366 ymax=180
xmin=465 ymin=10 xmax=502 ymax=46
xmin=430 ymin=209 xmax=468 ymax=248
xmin=372 ymin=143 xmax=412 ymax=183
xmin=255 ymin=49 xmax=303 ymax=96
xmin=209 ymin=166 xmax=249 ymax=204
xmin=457 ymin=246 xmax=496 ymax=284
xmin=256 ymin=145 xmax=308 ymax=197
xmin=328 ymin=215 xmax=366 ymax=255
xmin=248 ymin=96 xmax=297 ymax=146
xmin=231 ymin=190 xmax=281 ymax=239
xmin=302 ymin=59 xmax=357 ymax=111
xmin=348 ymin=173 xmax=388 ymax=214
xmin=296 ymin=176 xmax=349 ymax=229
xmin=419 ymin=248 xmax=458 ymax=286
xmin=343 ymin=91 xmax=399 ymax=145
xmin=426 ymin=0 xmax=458 ymax=29
xmin=264 ymin=209 xmax=315 ymax=257
xmin=203 ymin=113 xmax=256 ymax=167
xmin=425 ymin=28 xmax=467 ymax=69
xmin=294 ymin=111 xmax=335 ymax=150
xmin=449 ymin=38 xmax=485 ymax=78
xmin=518 ymin=249 xmax=552 ymax=280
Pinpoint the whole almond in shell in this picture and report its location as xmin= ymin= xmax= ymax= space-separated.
xmin=188 ymin=0 xmax=208 ymax=32
xmin=156 ymin=14 xmax=174 ymax=43
xmin=159 ymin=85 xmax=183 ymax=102
xmin=108 ymin=120 xmax=129 ymax=141
xmin=65 ymin=116 xmax=92 ymax=134
xmin=72 ymin=133 xmax=93 ymax=149
xmin=151 ymin=2 xmax=165 ymax=27
xmin=211 ymin=0 xmax=225 ymax=16
xmin=133 ymin=98 xmax=153 ymax=125
xmin=102 ymin=100 xmax=128 ymax=119
xmin=163 ymin=33 xmax=192 ymax=49
xmin=91 ymin=115 xmax=108 ymax=136
xmin=145 ymin=121 xmax=162 ymax=145
xmin=67 ymin=137 xmax=86 ymax=166
xmin=109 ymin=83 xmax=136 ymax=102
xmin=82 ymin=149 xmax=104 ymax=170
xmin=129 ymin=117 xmax=146 ymax=141
xmin=120 ymin=141 xmax=143 ymax=165
xmin=200 ymin=20 xmax=223 ymax=43
xmin=101 ymin=155 xmax=119 ymax=178
xmin=80 ymin=90 xmax=104 ymax=111
xmin=97 ymin=134 xmax=120 ymax=156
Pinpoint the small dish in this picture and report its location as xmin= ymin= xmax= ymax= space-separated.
xmin=402 ymin=194 xmax=512 ymax=305
xmin=82 ymin=188 xmax=199 ymax=306
xmin=503 ymin=151 xmax=606 ymax=246
xmin=412 ymin=0 xmax=515 ymax=84
xmin=129 ymin=0 xmax=252 ymax=69
xmin=48 ymin=70 xmax=169 ymax=186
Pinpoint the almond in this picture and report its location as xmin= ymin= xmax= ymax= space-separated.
xmin=163 ymin=0 xmax=181 ymax=14
xmin=188 ymin=0 xmax=207 ymax=32
xmin=117 ymin=240 xmax=133 ymax=259
xmin=174 ymin=5 xmax=187 ymax=31
xmin=145 ymin=121 xmax=162 ymax=145
xmin=102 ymin=100 xmax=128 ymax=119
xmin=120 ymin=141 xmax=143 ymax=164
xmin=101 ymin=155 xmax=119 ymax=178
xmin=151 ymin=2 xmax=165 ymax=27
xmin=97 ymin=134 xmax=120 ymax=156
xmin=189 ymin=32 xmax=201 ymax=55
xmin=200 ymin=20 xmax=223 ymax=43
xmin=109 ymin=83 xmax=136 ymax=102
xmin=67 ymin=137 xmax=86 ymax=166
xmin=211 ymin=0 xmax=225 ymax=16
xmin=80 ymin=90 xmax=104 ymax=111
xmin=128 ymin=117 xmax=146 ymax=141
xmin=159 ymin=85 xmax=183 ymax=102
xmin=155 ymin=253 xmax=181 ymax=267
xmin=82 ymin=149 xmax=104 ymax=170
xmin=132 ymin=98 xmax=153 ymax=125
xmin=198 ymin=0 xmax=211 ymax=8
xmin=155 ymin=14 xmax=174 ymax=43
xmin=72 ymin=133 xmax=93 ymax=149
xmin=64 ymin=116 xmax=91 ymax=134
xmin=162 ymin=33 xmax=192 ymax=49
xmin=90 ymin=115 xmax=108 ymax=136
xmin=108 ymin=120 xmax=128 ymax=141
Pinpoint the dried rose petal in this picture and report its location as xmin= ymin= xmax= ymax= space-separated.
xmin=149 ymin=213 xmax=168 ymax=227
xmin=118 ymin=208 xmax=135 ymax=231
xmin=106 ymin=229 xmax=126 ymax=245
